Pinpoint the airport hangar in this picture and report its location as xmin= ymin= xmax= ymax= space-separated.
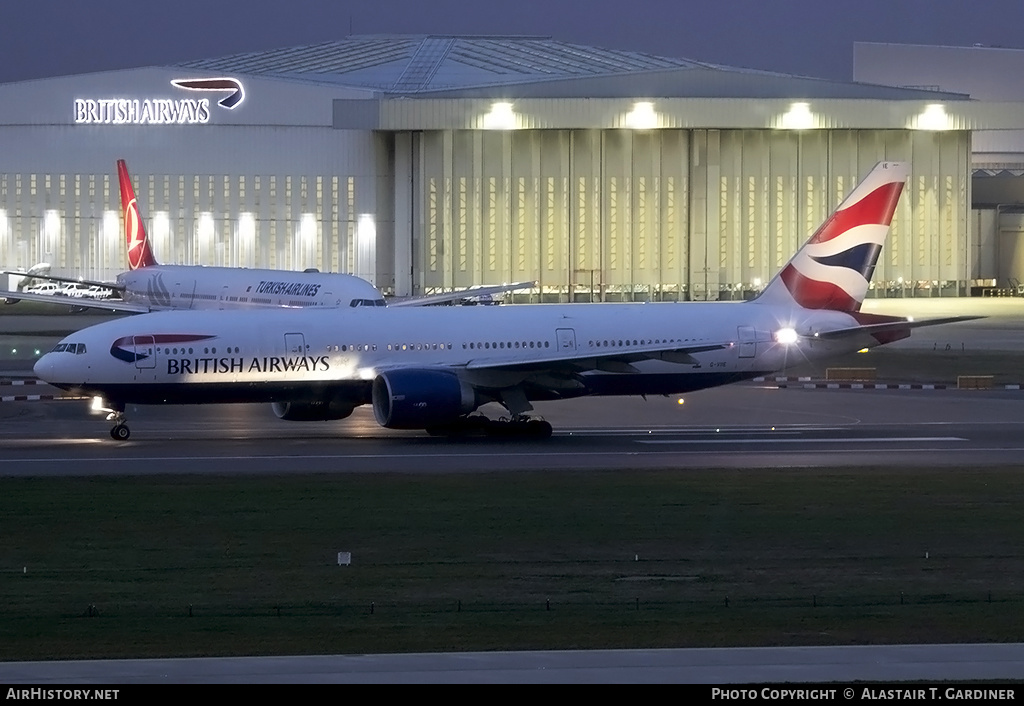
xmin=1 ymin=35 xmax=1022 ymax=303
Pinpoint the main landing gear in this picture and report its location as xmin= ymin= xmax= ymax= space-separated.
xmin=425 ymin=414 xmax=553 ymax=438
xmin=425 ymin=387 xmax=554 ymax=438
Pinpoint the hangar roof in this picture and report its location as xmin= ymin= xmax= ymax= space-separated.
xmin=176 ymin=34 xmax=967 ymax=100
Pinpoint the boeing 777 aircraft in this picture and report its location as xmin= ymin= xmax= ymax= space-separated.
xmin=35 ymin=162 xmax=970 ymax=440
xmin=1 ymin=160 xmax=530 ymax=311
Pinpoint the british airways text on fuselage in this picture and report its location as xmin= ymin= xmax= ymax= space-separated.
xmin=166 ymin=355 xmax=331 ymax=375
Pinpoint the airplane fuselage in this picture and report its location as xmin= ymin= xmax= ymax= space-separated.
xmin=37 ymin=300 xmax=876 ymax=411
xmin=116 ymin=265 xmax=385 ymax=311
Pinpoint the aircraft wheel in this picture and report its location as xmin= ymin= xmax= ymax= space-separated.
xmin=110 ymin=424 xmax=130 ymax=441
xmin=526 ymin=419 xmax=553 ymax=438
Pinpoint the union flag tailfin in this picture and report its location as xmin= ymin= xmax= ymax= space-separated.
xmin=755 ymin=161 xmax=907 ymax=312
xmin=116 ymin=159 xmax=159 ymax=270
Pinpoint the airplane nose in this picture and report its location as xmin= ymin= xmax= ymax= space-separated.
xmin=33 ymin=354 xmax=54 ymax=383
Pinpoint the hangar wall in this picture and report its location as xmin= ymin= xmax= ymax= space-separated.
xmin=407 ymin=127 xmax=971 ymax=301
xmin=0 ymin=127 xmax=395 ymax=287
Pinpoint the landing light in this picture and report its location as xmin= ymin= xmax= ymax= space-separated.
xmin=775 ymin=327 xmax=799 ymax=345
xmin=677 ymin=398 xmax=684 ymax=405
xmin=90 ymin=396 xmax=108 ymax=412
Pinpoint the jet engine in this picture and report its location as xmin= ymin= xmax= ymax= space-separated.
xmin=372 ymin=369 xmax=478 ymax=429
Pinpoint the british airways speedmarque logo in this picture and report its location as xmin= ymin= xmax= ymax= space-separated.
xmin=110 ymin=334 xmax=215 ymax=364
xmin=73 ymin=77 xmax=245 ymax=125
xmin=169 ymin=78 xmax=245 ymax=109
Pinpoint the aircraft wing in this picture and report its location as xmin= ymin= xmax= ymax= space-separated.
xmin=0 ymin=270 xmax=123 ymax=292
xmin=0 ymin=288 xmax=149 ymax=313
xmin=810 ymin=315 xmax=983 ymax=341
xmin=462 ymin=339 xmax=735 ymax=374
xmin=388 ymin=281 xmax=535 ymax=307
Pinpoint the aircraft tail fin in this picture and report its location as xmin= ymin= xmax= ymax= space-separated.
xmin=754 ymin=161 xmax=907 ymax=312
xmin=116 ymin=159 xmax=159 ymax=270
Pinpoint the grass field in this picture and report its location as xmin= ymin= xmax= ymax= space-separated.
xmin=782 ymin=348 xmax=1024 ymax=385
xmin=3 ymin=468 xmax=1024 ymax=660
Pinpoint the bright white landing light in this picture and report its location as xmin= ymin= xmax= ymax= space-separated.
xmin=775 ymin=327 xmax=799 ymax=345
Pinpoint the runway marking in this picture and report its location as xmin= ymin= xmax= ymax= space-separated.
xmin=0 ymin=443 xmax=987 ymax=466
xmin=637 ymin=436 xmax=966 ymax=445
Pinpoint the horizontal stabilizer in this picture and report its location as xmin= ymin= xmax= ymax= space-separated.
xmin=0 ymin=288 xmax=148 ymax=313
xmin=0 ymin=271 xmax=124 ymax=292
xmin=811 ymin=315 xmax=983 ymax=340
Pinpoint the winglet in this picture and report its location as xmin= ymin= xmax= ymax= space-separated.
xmin=117 ymin=159 xmax=159 ymax=270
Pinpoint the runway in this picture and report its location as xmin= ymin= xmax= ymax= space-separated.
xmin=2 ymin=382 xmax=1024 ymax=474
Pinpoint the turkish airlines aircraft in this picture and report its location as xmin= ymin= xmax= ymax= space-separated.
xmin=0 ymin=160 xmax=530 ymax=311
xmin=35 ymin=162 xmax=970 ymax=440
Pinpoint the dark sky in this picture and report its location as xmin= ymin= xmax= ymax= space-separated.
xmin=4 ymin=0 xmax=1024 ymax=84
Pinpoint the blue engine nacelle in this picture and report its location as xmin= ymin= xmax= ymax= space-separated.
xmin=372 ymin=369 xmax=478 ymax=429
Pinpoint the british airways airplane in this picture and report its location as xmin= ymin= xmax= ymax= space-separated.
xmin=1 ymin=160 xmax=529 ymax=311
xmin=34 ymin=162 xmax=968 ymax=440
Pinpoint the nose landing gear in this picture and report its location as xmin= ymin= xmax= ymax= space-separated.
xmin=102 ymin=404 xmax=130 ymax=441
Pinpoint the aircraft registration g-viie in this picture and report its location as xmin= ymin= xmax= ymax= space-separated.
xmin=34 ymin=162 xmax=972 ymax=440
xmin=0 ymin=160 xmax=531 ymax=311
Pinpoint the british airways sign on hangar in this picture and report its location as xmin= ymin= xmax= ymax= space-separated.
xmin=73 ymin=77 xmax=244 ymax=125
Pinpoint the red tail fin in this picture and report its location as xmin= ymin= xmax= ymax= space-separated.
xmin=116 ymin=159 xmax=159 ymax=270
xmin=755 ymin=161 xmax=907 ymax=312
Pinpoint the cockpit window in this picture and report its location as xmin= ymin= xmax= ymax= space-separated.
xmin=349 ymin=298 xmax=387 ymax=308
xmin=76 ymin=343 xmax=86 ymax=354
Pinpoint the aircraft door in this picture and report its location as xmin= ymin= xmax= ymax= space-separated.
xmin=133 ymin=335 xmax=156 ymax=370
xmin=555 ymin=328 xmax=577 ymax=352
xmin=737 ymin=326 xmax=756 ymax=359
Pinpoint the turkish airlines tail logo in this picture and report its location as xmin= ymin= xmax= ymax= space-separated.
xmin=757 ymin=162 xmax=908 ymax=312
xmin=171 ymin=78 xmax=245 ymax=109
xmin=117 ymin=159 xmax=159 ymax=271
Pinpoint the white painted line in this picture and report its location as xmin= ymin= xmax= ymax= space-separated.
xmin=637 ymin=436 xmax=967 ymax=445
